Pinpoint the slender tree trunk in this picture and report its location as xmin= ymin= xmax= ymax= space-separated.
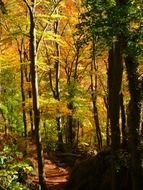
xmin=56 ymin=117 xmax=64 ymax=150
xmin=18 ymin=47 xmax=27 ymax=137
xmin=67 ymin=102 xmax=75 ymax=149
xmin=108 ymin=37 xmax=123 ymax=190
xmin=23 ymin=48 xmax=34 ymax=134
xmin=24 ymin=0 xmax=46 ymax=189
xmin=20 ymin=64 xmax=27 ymax=137
xmin=66 ymin=47 xmax=80 ymax=150
xmin=24 ymin=65 xmax=34 ymax=134
xmin=75 ymin=120 xmax=80 ymax=147
xmin=54 ymin=20 xmax=64 ymax=150
xmin=90 ymin=39 xmax=102 ymax=150
xmin=48 ymin=19 xmax=63 ymax=151
xmin=104 ymin=96 xmax=110 ymax=146
xmin=28 ymin=87 xmax=34 ymax=134
xmin=106 ymin=114 xmax=110 ymax=146
xmin=120 ymin=93 xmax=127 ymax=147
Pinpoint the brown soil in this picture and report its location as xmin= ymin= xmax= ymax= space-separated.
xmin=27 ymin=140 xmax=69 ymax=190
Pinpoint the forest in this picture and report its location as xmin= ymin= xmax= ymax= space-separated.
xmin=0 ymin=0 xmax=143 ymax=190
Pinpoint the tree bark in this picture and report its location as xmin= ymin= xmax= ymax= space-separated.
xmin=24 ymin=0 xmax=46 ymax=189
xmin=54 ymin=20 xmax=64 ymax=150
xmin=66 ymin=47 xmax=80 ymax=150
xmin=125 ymin=56 xmax=142 ymax=190
xmin=17 ymin=43 xmax=27 ymax=137
xmin=23 ymin=48 xmax=34 ymax=135
xmin=108 ymin=37 xmax=123 ymax=190
xmin=108 ymin=39 xmax=123 ymax=151
xmin=120 ymin=93 xmax=127 ymax=147
xmin=20 ymin=62 xmax=27 ymax=137
xmin=90 ymin=38 xmax=102 ymax=150
xmin=104 ymin=96 xmax=110 ymax=146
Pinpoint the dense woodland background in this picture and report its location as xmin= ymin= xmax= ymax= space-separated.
xmin=0 ymin=0 xmax=143 ymax=190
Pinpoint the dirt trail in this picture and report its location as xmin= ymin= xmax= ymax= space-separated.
xmin=27 ymin=141 xmax=69 ymax=190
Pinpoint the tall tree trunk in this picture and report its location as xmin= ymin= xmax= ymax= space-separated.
xmin=108 ymin=39 xmax=123 ymax=151
xmin=67 ymin=101 xmax=76 ymax=150
xmin=104 ymin=96 xmax=110 ymax=146
xmin=90 ymin=39 xmax=102 ymax=150
xmin=17 ymin=44 xmax=27 ymax=137
xmin=25 ymin=71 xmax=34 ymax=135
xmin=66 ymin=47 xmax=80 ymax=150
xmin=120 ymin=93 xmax=127 ymax=147
xmin=20 ymin=63 xmax=27 ymax=137
xmin=54 ymin=20 xmax=63 ymax=151
xmin=24 ymin=0 xmax=46 ymax=189
xmin=48 ymin=19 xmax=63 ymax=151
xmin=108 ymin=37 xmax=123 ymax=190
xmin=27 ymin=80 xmax=34 ymax=135
xmin=23 ymin=48 xmax=34 ymax=135
xmin=125 ymin=56 xmax=142 ymax=190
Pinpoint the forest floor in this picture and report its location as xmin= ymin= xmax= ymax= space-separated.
xmin=26 ymin=140 xmax=69 ymax=190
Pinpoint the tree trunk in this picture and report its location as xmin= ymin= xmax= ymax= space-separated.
xmin=23 ymin=48 xmax=34 ymax=135
xmin=18 ymin=45 xmax=27 ymax=137
xmin=48 ymin=19 xmax=64 ymax=151
xmin=108 ymin=39 xmax=123 ymax=151
xmin=24 ymin=0 xmax=46 ymax=189
xmin=20 ymin=64 xmax=27 ymax=137
xmin=108 ymin=37 xmax=123 ymax=190
xmin=56 ymin=117 xmax=64 ymax=151
xmin=125 ymin=56 xmax=142 ymax=190
xmin=67 ymin=102 xmax=76 ymax=150
xmin=120 ymin=93 xmax=127 ymax=147
xmin=66 ymin=47 xmax=80 ymax=151
xmin=104 ymin=96 xmax=110 ymax=146
xmin=54 ymin=20 xmax=64 ymax=150
xmin=90 ymin=39 xmax=102 ymax=150
xmin=28 ymin=84 xmax=34 ymax=135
